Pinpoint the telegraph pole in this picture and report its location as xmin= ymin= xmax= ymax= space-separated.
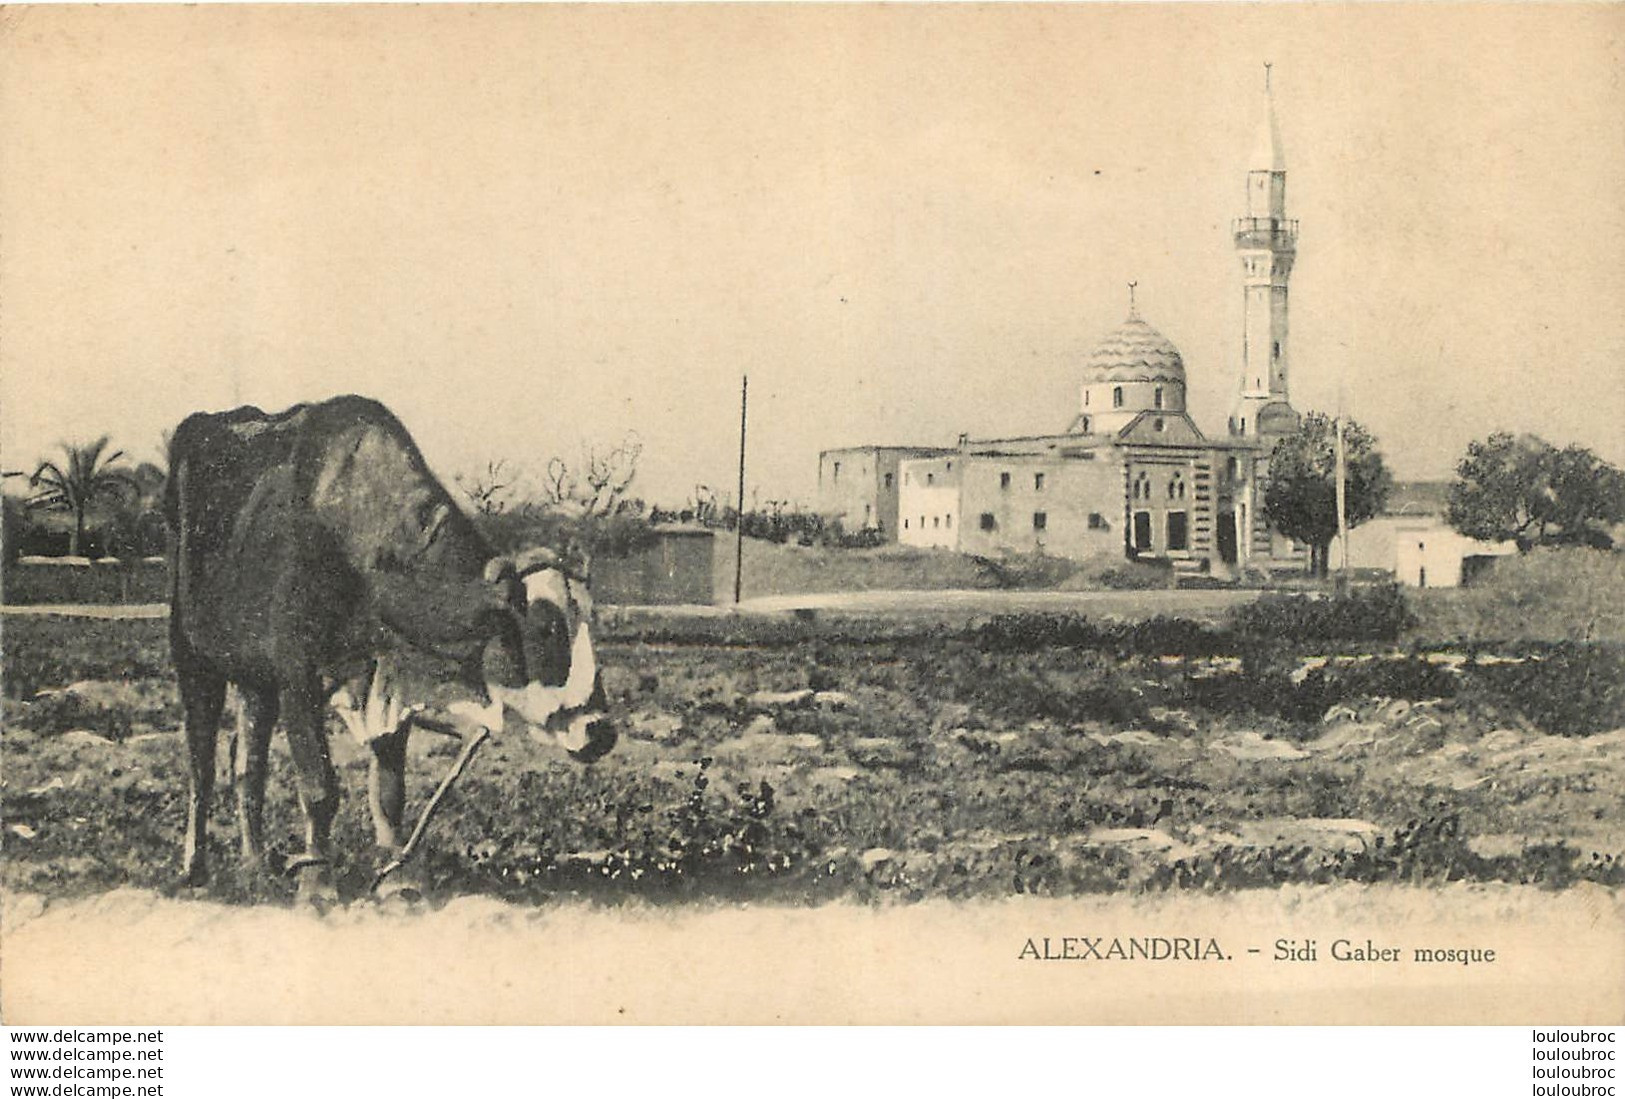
xmin=1335 ymin=407 xmax=1349 ymax=589
xmin=734 ymin=375 xmax=748 ymax=604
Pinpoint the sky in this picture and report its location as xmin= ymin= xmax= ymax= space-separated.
xmin=2 ymin=4 xmax=1621 ymax=508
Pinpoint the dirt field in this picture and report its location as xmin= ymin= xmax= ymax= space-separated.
xmin=4 ymin=603 xmax=1622 ymax=908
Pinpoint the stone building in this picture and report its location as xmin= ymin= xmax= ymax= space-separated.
xmin=820 ymin=69 xmax=1309 ymax=578
xmin=816 ymin=445 xmax=953 ymax=539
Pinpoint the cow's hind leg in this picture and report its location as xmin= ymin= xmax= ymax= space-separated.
xmin=179 ymin=666 xmax=227 ymax=887
xmin=281 ymin=672 xmax=341 ymax=906
xmin=234 ymin=685 xmax=278 ymax=869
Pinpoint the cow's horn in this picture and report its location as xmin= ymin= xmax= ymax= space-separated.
xmin=512 ymin=546 xmax=562 ymax=576
xmin=483 ymin=556 xmax=517 ymax=584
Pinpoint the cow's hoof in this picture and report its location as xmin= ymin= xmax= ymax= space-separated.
xmin=291 ymin=860 xmax=339 ymax=912
xmin=372 ymin=851 xmax=427 ymax=905
xmin=228 ymin=857 xmax=288 ymax=901
xmin=375 ymin=881 xmax=426 ymax=912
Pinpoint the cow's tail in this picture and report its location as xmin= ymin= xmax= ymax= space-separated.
xmin=164 ymin=414 xmax=214 ymax=636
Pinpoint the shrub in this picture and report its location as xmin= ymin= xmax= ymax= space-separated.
xmin=973 ymin=552 xmax=1079 ymax=590
xmin=1465 ymin=643 xmax=1625 ymax=737
xmin=1097 ymin=559 xmax=1176 ymax=591
xmin=1227 ymin=583 xmax=1413 ymax=643
xmin=3 ymin=496 xmax=30 ymax=565
xmin=948 ymin=650 xmax=1155 ymax=726
xmin=970 ymin=613 xmax=1226 ymax=658
xmin=474 ymin=506 xmax=659 ymax=563
xmin=1052 ymin=555 xmax=1174 ymax=591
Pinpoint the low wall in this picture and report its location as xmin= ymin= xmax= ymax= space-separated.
xmin=593 ymin=529 xmax=716 ymax=606
xmin=3 ymin=557 xmax=169 ymax=605
xmin=6 ymin=534 xmax=720 ymax=608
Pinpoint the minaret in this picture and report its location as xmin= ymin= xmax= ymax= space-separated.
xmin=1231 ymin=63 xmax=1300 ymax=440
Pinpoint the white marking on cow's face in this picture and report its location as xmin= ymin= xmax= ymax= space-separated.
xmin=332 ymin=656 xmax=424 ymax=746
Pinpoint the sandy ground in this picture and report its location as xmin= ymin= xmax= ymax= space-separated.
xmin=3 ymin=884 xmax=1620 ymax=1025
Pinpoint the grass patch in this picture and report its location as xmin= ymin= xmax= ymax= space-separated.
xmin=1410 ymin=547 xmax=1625 ymax=644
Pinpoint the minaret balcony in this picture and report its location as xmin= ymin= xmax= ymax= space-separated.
xmin=1232 ymin=217 xmax=1298 ymax=249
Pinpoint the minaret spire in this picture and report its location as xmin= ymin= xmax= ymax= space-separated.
xmin=1127 ymin=280 xmax=1138 ymax=319
xmin=1231 ymin=65 xmax=1299 ymax=440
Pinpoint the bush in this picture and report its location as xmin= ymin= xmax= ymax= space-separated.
xmin=3 ymin=496 xmax=28 ymax=565
xmin=970 ymin=613 xmax=1226 ymax=658
xmin=949 ymin=650 xmax=1155 ymax=727
xmin=3 ymin=558 xmax=169 ymax=606
xmin=1097 ymin=560 xmax=1176 ymax=591
xmin=1466 ymin=643 xmax=1625 ymax=737
xmin=1053 ymin=555 xmax=1174 ymax=591
xmin=1227 ymin=583 xmax=1413 ymax=643
xmin=474 ymin=506 xmax=659 ymax=563
xmin=973 ymin=552 xmax=1079 ymax=590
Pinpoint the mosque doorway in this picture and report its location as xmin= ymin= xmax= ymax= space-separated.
xmin=1217 ymin=510 xmax=1238 ymax=565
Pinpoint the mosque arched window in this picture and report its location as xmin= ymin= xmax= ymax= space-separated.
xmin=1112 ymin=387 xmax=1124 ymax=409
xmin=1168 ymin=474 xmax=1186 ymax=501
xmin=1154 ymin=386 xmax=1164 ymax=410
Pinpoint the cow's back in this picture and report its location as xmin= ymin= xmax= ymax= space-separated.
xmin=165 ymin=396 xmax=480 ymax=680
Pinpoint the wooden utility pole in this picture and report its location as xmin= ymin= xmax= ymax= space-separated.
xmin=1335 ymin=412 xmax=1349 ymax=584
xmin=734 ymin=375 xmax=748 ymax=604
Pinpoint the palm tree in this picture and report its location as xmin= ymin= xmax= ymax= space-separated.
xmin=28 ymin=436 xmax=139 ymax=557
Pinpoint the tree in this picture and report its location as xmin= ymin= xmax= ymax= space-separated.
xmin=3 ymin=494 xmax=30 ymax=565
xmin=1448 ymin=432 xmax=1625 ymax=550
xmin=542 ymin=434 xmax=643 ymax=518
xmin=1261 ymin=411 xmax=1392 ymax=578
xmin=455 ymin=459 xmax=520 ymax=517
xmin=28 ymin=436 xmax=139 ymax=557
xmin=104 ymin=461 xmax=169 ymax=560
xmin=470 ymin=435 xmax=651 ymax=567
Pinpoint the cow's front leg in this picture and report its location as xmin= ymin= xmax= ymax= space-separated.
xmin=234 ymin=685 xmax=278 ymax=869
xmin=281 ymin=671 xmax=340 ymax=906
xmin=331 ymin=658 xmax=424 ymax=895
xmin=367 ymin=723 xmax=410 ymax=851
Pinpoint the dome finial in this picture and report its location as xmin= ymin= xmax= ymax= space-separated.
xmin=1264 ymin=61 xmax=1272 ymax=93
xmin=1127 ymin=280 xmax=1139 ymax=319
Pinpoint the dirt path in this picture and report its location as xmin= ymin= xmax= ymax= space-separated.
xmin=0 ymin=603 xmax=167 ymax=619
xmin=0 ymin=588 xmax=1258 ymax=623
xmin=3 ymin=884 xmax=1619 ymax=1024
xmin=733 ymin=587 xmax=1260 ymax=617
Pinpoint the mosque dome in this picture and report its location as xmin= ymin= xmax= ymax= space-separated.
xmin=1080 ymin=312 xmax=1187 ymax=386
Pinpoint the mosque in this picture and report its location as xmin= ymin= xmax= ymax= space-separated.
xmin=817 ymin=70 xmax=1308 ymax=579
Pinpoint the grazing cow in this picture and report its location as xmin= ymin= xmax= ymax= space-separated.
xmin=165 ymin=395 xmax=615 ymax=897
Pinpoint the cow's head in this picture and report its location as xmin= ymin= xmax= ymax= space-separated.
xmin=471 ymin=547 xmax=616 ymax=763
